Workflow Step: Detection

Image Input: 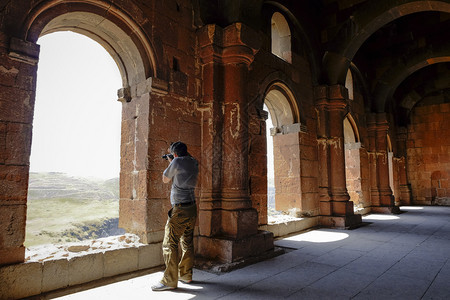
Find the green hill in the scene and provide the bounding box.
[25,173,122,247]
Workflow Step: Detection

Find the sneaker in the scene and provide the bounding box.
[179,279,192,284]
[151,282,175,291]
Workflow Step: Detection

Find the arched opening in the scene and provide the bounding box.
[26,32,123,247]
[264,83,301,217]
[271,12,292,63]
[23,5,156,246]
[345,69,354,100]
[386,134,398,205]
[343,115,364,212]
[265,103,276,212]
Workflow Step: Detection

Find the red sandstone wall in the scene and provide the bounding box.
[407,103,450,204]
[273,133,301,213]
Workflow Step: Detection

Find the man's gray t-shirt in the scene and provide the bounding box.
[163,156,199,205]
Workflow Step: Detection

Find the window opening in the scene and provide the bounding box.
[387,134,397,203]
[26,32,123,247]
[271,12,292,63]
[264,85,301,221]
[343,116,363,212]
[345,69,354,100]
[265,104,276,212]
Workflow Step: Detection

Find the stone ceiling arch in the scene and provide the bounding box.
[399,68,450,110]
[322,0,450,85]
[21,0,157,88]
[372,47,450,112]
[395,66,450,125]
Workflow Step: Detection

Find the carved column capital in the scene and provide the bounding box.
[9,37,40,65]
[315,84,348,111]
[198,23,261,65]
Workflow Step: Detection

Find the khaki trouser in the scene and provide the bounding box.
[161,203,197,287]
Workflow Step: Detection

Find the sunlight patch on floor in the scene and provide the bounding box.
[401,206,424,210]
[284,230,349,243]
[363,214,400,221]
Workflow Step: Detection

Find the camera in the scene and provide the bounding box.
[162,154,174,160]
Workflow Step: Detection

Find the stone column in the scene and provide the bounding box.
[118,77,169,244]
[197,23,273,263]
[396,127,412,205]
[0,37,39,265]
[315,85,361,228]
[367,113,399,213]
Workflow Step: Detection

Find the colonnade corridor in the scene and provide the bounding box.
[47,206,450,300]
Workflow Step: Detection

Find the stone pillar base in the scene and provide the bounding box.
[197,230,274,263]
[320,214,362,229]
[399,185,412,206]
[371,206,401,214]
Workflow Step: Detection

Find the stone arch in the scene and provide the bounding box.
[264,82,299,130]
[263,81,303,216]
[22,0,156,87]
[398,67,450,124]
[14,0,160,243]
[271,12,292,63]
[249,71,307,223]
[372,49,450,112]
[322,0,450,85]
[256,71,306,125]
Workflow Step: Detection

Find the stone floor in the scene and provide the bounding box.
[49,206,450,299]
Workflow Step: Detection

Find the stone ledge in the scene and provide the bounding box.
[0,242,163,299]
[0,219,321,299]
[259,216,320,238]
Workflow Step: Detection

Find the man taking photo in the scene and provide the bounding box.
[152,141,199,291]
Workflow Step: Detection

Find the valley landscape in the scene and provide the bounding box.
[25,172,124,247]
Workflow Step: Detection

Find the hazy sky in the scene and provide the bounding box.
[30,32,122,179]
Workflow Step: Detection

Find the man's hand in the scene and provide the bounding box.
[162,174,171,183]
